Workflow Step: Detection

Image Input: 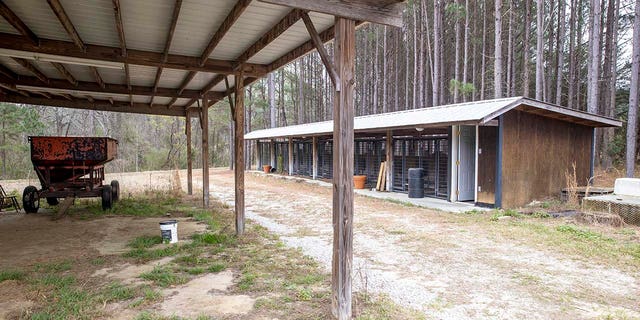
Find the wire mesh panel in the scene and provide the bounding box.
[354,139,385,188]
[257,141,271,169]
[393,137,449,198]
[274,142,289,173]
[317,139,333,179]
[292,140,313,177]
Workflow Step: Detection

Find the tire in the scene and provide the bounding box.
[46,197,59,206]
[110,180,120,202]
[23,186,39,213]
[101,185,113,210]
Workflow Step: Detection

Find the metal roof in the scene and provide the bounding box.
[244,97,623,140]
[0,0,375,116]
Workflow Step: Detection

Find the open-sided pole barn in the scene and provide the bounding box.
[0,0,405,318]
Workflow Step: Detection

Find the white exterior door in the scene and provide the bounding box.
[458,126,476,201]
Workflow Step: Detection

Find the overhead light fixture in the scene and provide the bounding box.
[415,127,424,132]
[0,48,125,70]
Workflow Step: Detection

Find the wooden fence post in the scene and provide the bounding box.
[201,95,209,208]
[186,109,193,195]
[234,73,245,236]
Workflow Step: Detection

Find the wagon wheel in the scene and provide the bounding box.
[46,197,59,206]
[22,186,39,214]
[101,185,113,210]
[110,180,120,202]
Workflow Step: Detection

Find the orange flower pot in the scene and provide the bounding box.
[263,165,272,173]
[354,175,367,189]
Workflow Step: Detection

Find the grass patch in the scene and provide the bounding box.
[355,294,426,320]
[0,269,26,282]
[556,224,613,242]
[35,274,76,289]
[490,209,523,221]
[140,266,187,287]
[207,263,226,273]
[123,244,181,261]
[34,260,72,273]
[128,235,163,249]
[100,282,136,303]
[192,232,232,245]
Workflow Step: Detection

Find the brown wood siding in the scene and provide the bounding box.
[501,110,592,208]
[477,126,497,205]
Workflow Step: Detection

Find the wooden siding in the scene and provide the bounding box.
[477,126,497,205]
[501,110,592,208]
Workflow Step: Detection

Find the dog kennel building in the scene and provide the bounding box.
[245,97,621,208]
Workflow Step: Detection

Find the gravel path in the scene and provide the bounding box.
[202,169,639,320]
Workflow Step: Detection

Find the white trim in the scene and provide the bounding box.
[474,125,479,203]
[450,125,459,202]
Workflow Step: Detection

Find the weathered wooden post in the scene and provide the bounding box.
[312,136,318,179]
[234,73,245,235]
[331,17,355,320]
[386,130,393,192]
[201,94,209,208]
[186,109,193,195]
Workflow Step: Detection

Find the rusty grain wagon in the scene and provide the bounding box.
[23,136,120,213]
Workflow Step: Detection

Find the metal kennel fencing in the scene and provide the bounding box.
[393,137,449,198]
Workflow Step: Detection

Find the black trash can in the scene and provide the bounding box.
[408,168,424,198]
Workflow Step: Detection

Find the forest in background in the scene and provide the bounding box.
[1,0,639,180]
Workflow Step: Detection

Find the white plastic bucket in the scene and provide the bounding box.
[159,220,178,244]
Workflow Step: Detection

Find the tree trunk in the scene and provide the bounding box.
[586,0,602,114]
[523,0,532,97]
[494,0,503,99]
[268,73,276,128]
[480,1,487,100]
[383,26,388,113]
[433,0,442,106]
[506,0,514,97]
[555,0,566,105]
[413,7,419,109]
[462,0,470,102]
[626,0,640,177]
[535,0,544,101]
[374,27,379,113]
[454,0,462,103]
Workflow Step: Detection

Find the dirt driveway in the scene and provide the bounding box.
[198,169,640,320]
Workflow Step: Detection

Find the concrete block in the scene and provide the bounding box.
[614,178,640,197]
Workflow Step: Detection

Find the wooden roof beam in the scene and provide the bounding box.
[171,0,252,105]
[111,0,132,106]
[259,0,405,27]
[200,0,251,65]
[182,8,305,108]
[1,93,187,117]
[0,82,29,96]
[47,0,85,51]
[0,1,39,46]
[90,66,105,88]
[4,74,202,98]
[151,0,183,106]
[50,62,78,86]
[12,57,49,83]
[0,33,266,75]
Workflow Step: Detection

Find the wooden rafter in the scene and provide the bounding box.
[151,0,183,105]
[200,0,251,66]
[111,0,132,106]
[90,66,105,89]
[184,8,305,109]
[0,74,203,99]
[0,82,29,96]
[47,0,85,51]
[235,8,305,64]
[170,0,251,106]
[12,57,48,83]
[2,93,187,116]
[0,33,267,75]
[50,62,78,86]
[0,1,39,46]
[301,12,338,89]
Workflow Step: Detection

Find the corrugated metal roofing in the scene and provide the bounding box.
[244,97,622,140]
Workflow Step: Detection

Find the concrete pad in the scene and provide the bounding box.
[614,178,640,197]
[355,189,488,213]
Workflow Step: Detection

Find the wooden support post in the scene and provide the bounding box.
[288,137,294,175]
[186,109,193,195]
[201,95,209,207]
[331,17,355,320]
[312,136,318,180]
[234,73,245,236]
[386,130,393,192]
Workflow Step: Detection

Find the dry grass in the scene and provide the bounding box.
[577,211,626,228]
[564,162,580,208]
